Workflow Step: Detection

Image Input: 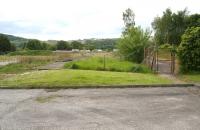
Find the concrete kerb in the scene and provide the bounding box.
[0,84,196,89]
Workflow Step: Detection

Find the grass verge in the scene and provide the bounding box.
[0,69,173,88]
[0,61,49,74]
[64,56,151,73]
[178,72,200,84]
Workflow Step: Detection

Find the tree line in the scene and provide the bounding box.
[152,8,199,45]
[0,36,117,53]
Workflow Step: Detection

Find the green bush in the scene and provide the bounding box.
[71,64,79,69]
[159,43,172,49]
[178,27,200,72]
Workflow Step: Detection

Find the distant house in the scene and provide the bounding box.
[72,49,79,52]
[97,49,102,52]
[113,49,118,52]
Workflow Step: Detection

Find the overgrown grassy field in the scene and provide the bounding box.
[8,50,53,56]
[65,56,151,73]
[0,69,172,88]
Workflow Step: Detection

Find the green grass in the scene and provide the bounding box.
[0,69,172,88]
[179,72,200,83]
[8,50,53,56]
[64,56,151,73]
[0,61,49,74]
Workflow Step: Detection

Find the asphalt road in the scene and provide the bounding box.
[0,87,200,130]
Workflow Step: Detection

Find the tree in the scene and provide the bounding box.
[122,8,135,34]
[186,14,200,28]
[25,40,41,50]
[152,8,188,45]
[178,27,200,72]
[118,9,151,63]
[71,41,83,49]
[56,41,72,50]
[0,35,12,54]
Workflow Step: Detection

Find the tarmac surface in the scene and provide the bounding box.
[0,87,200,130]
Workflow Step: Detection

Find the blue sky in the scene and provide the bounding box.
[0,0,199,40]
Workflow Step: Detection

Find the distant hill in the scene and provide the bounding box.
[0,33,29,47]
[0,33,119,49]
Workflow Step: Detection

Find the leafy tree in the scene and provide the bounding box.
[84,42,95,51]
[48,44,57,51]
[178,27,200,72]
[71,41,83,49]
[186,14,200,28]
[152,8,188,45]
[0,35,12,54]
[56,40,72,50]
[25,40,48,50]
[25,40,41,50]
[122,8,135,34]
[118,9,151,63]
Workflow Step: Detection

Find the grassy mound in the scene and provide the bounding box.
[64,56,151,73]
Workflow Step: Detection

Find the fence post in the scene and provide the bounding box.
[103,55,106,70]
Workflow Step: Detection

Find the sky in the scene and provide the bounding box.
[0,0,199,40]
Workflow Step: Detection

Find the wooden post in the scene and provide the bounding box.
[103,55,106,70]
[156,49,158,72]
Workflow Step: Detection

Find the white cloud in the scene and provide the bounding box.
[0,0,199,40]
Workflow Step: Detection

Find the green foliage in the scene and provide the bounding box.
[178,27,200,72]
[186,14,200,28]
[118,27,151,63]
[71,41,83,50]
[0,35,13,54]
[8,50,53,56]
[84,39,118,50]
[56,40,72,50]
[123,8,135,34]
[152,8,188,45]
[64,56,151,73]
[159,43,172,49]
[152,8,200,46]
[24,40,48,50]
[118,9,150,63]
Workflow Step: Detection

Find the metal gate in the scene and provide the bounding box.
[144,46,176,74]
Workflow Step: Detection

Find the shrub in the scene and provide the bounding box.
[178,27,200,72]
[71,64,79,69]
